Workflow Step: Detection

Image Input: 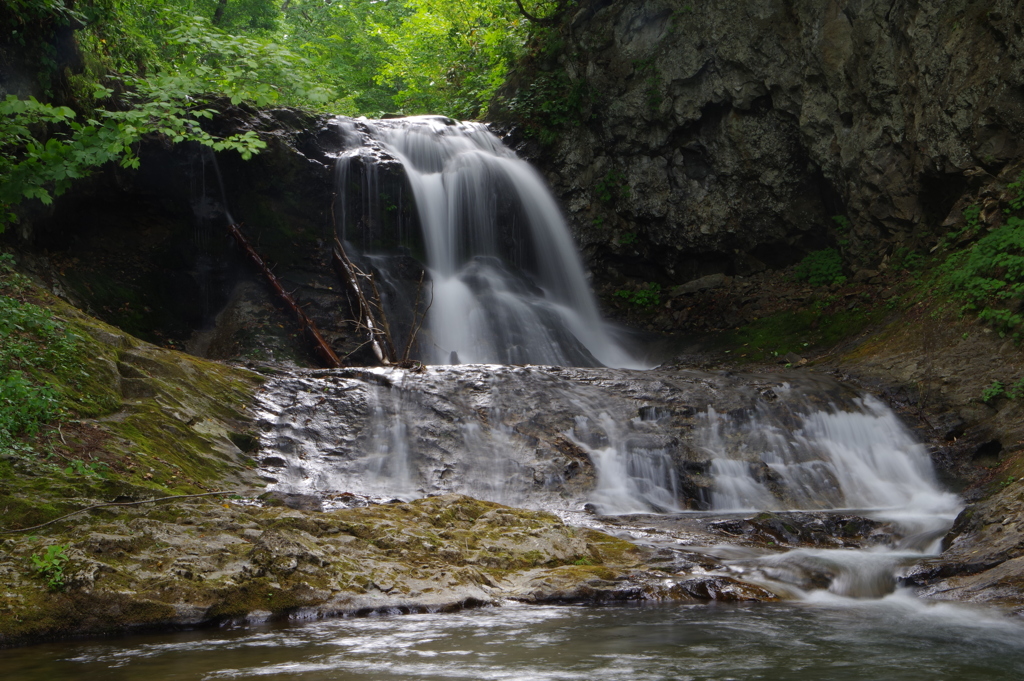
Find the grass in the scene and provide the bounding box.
[0,250,265,530]
[718,304,880,363]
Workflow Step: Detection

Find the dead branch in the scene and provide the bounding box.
[367,272,398,361]
[1,491,235,534]
[227,223,340,368]
[331,238,395,365]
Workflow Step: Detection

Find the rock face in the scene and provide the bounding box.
[503,0,1024,284]
[17,107,430,367]
[905,480,1024,612]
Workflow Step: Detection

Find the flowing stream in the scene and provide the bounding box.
[7,601,1024,679]
[8,117,1015,676]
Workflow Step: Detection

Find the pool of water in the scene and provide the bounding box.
[5,594,1024,680]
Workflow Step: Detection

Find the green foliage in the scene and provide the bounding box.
[0,96,86,222]
[982,380,1005,403]
[0,10,343,230]
[130,13,329,107]
[633,58,662,110]
[0,372,59,446]
[63,458,108,478]
[719,304,878,363]
[507,70,592,144]
[30,543,70,591]
[982,377,1024,403]
[1006,172,1024,215]
[940,216,1024,338]
[614,282,661,309]
[619,231,637,246]
[889,246,925,273]
[1010,377,1024,400]
[595,169,630,204]
[831,215,852,232]
[372,0,528,118]
[943,204,984,249]
[793,249,846,287]
[0,253,79,449]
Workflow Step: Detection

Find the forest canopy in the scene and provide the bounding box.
[0,0,575,229]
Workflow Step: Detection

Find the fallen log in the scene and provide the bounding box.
[227,223,340,368]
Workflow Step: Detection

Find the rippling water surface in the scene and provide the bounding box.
[6,597,1024,680]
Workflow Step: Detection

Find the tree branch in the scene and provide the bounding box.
[513,0,572,26]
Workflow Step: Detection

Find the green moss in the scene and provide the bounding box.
[718,303,881,362]
[577,528,641,564]
[0,492,75,530]
[205,579,312,619]
[545,564,618,581]
[0,589,179,645]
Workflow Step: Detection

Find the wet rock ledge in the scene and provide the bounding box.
[0,494,775,647]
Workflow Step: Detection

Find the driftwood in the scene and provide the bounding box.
[332,237,395,365]
[227,223,340,369]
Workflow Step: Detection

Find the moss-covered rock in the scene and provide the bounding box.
[0,493,769,646]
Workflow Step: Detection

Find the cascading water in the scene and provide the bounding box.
[697,393,958,518]
[332,116,640,368]
[256,365,962,602]
[257,368,958,520]
[257,116,969,607]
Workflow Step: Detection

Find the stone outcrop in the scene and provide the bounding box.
[0,494,777,646]
[502,0,1024,284]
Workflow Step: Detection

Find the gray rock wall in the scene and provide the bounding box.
[508,0,1024,284]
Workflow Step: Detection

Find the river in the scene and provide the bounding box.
[6,598,1024,680]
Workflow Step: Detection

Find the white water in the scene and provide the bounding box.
[295,117,969,612]
[566,411,682,515]
[335,116,641,368]
[697,394,960,521]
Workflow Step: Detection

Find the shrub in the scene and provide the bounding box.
[0,253,74,447]
[596,169,630,204]
[614,282,661,309]
[941,216,1024,338]
[31,544,70,591]
[982,380,1005,403]
[793,248,846,286]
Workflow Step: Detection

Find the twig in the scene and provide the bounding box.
[332,238,394,365]
[1,491,236,534]
[340,338,375,364]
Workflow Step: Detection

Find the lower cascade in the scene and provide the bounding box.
[256,364,962,601]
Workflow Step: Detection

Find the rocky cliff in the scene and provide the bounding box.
[501,0,1024,285]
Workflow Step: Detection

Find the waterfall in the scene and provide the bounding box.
[332,115,640,368]
[256,367,957,525]
[696,394,959,521]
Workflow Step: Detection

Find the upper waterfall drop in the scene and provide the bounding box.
[333,115,642,368]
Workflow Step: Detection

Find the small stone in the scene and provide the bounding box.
[259,491,323,512]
